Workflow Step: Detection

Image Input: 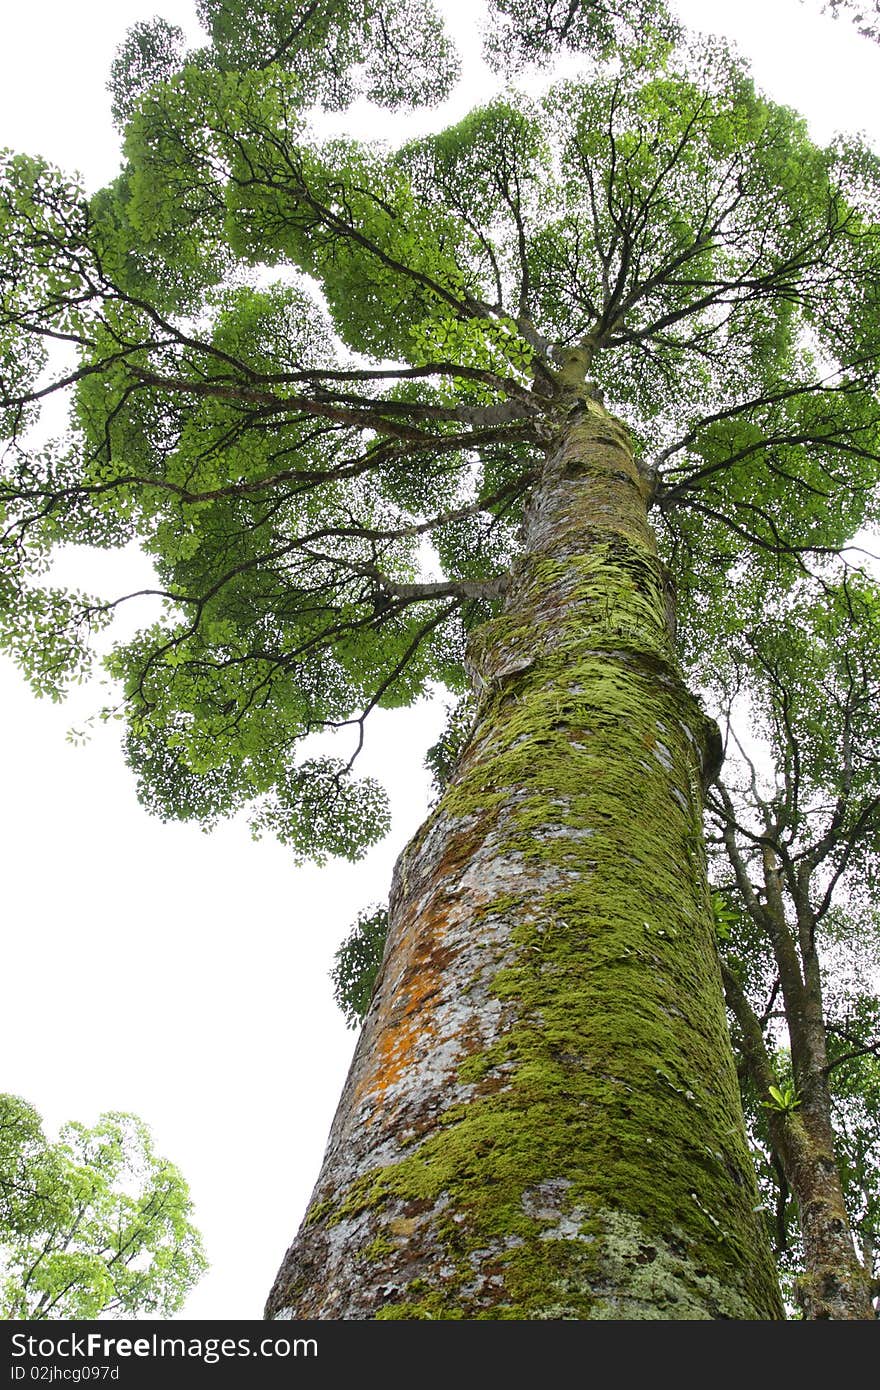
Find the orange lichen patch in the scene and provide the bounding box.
[361,959,439,1108]
[356,903,457,1111]
[352,796,514,1119]
[366,1014,424,1108]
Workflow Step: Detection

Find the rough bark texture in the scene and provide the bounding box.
[726,853,875,1319]
[266,392,784,1320]
[788,1112,875,1319]
[786,878,874,1319]
[722,958,874,1319]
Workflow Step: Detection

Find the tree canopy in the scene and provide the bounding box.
[1,0,880,1319]
[701,571,880,1309]
[1,36,878,863]
[0,1095,206,1318]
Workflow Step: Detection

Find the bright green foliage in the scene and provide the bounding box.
[762,1083,802,1114]
[704,576,880,1302]
[195,0,458,108]
[108,18,189,130]
[109,0,459,127]
[424,692,478,801]
[709,573,880,896]
[108,0,676,122]
[711,889,738,941]
[330,904,389,1027]
[482,0,679,73]
[0,29,879,865]
[0,1097,206,1319]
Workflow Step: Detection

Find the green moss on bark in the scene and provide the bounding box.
[301,546,781,1317]
[273,409,784,1320]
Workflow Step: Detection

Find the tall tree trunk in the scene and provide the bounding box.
[722,956,874,1319]
[788,1108,874,1319]
[266,390,784,1321]
[793,896,874,1317]
[762,860,874,1318]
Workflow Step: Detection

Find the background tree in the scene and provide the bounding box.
[734,967,880,1315]
[0,1094,206,1318]
[1,9,879,1318]
[700,574,880,1317]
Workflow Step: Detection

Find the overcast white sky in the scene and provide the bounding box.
[0,0,877,1321]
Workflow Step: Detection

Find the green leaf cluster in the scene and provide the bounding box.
[1,17,879,867]
[109,0,459,124]
[0,1097,206,1319]
[330,904,389,1028]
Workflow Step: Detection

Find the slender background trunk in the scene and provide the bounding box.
[725,859,875,1318]
[723,956,874,1318]
[266,393,784,1320]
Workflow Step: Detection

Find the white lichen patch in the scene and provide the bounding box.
[652,740,674,771]
[586,1209,758,1321]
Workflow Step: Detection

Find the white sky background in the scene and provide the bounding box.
[0,0,877,1320]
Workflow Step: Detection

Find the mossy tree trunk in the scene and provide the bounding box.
[778,862,875,1319]
[266,383,784,1320]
